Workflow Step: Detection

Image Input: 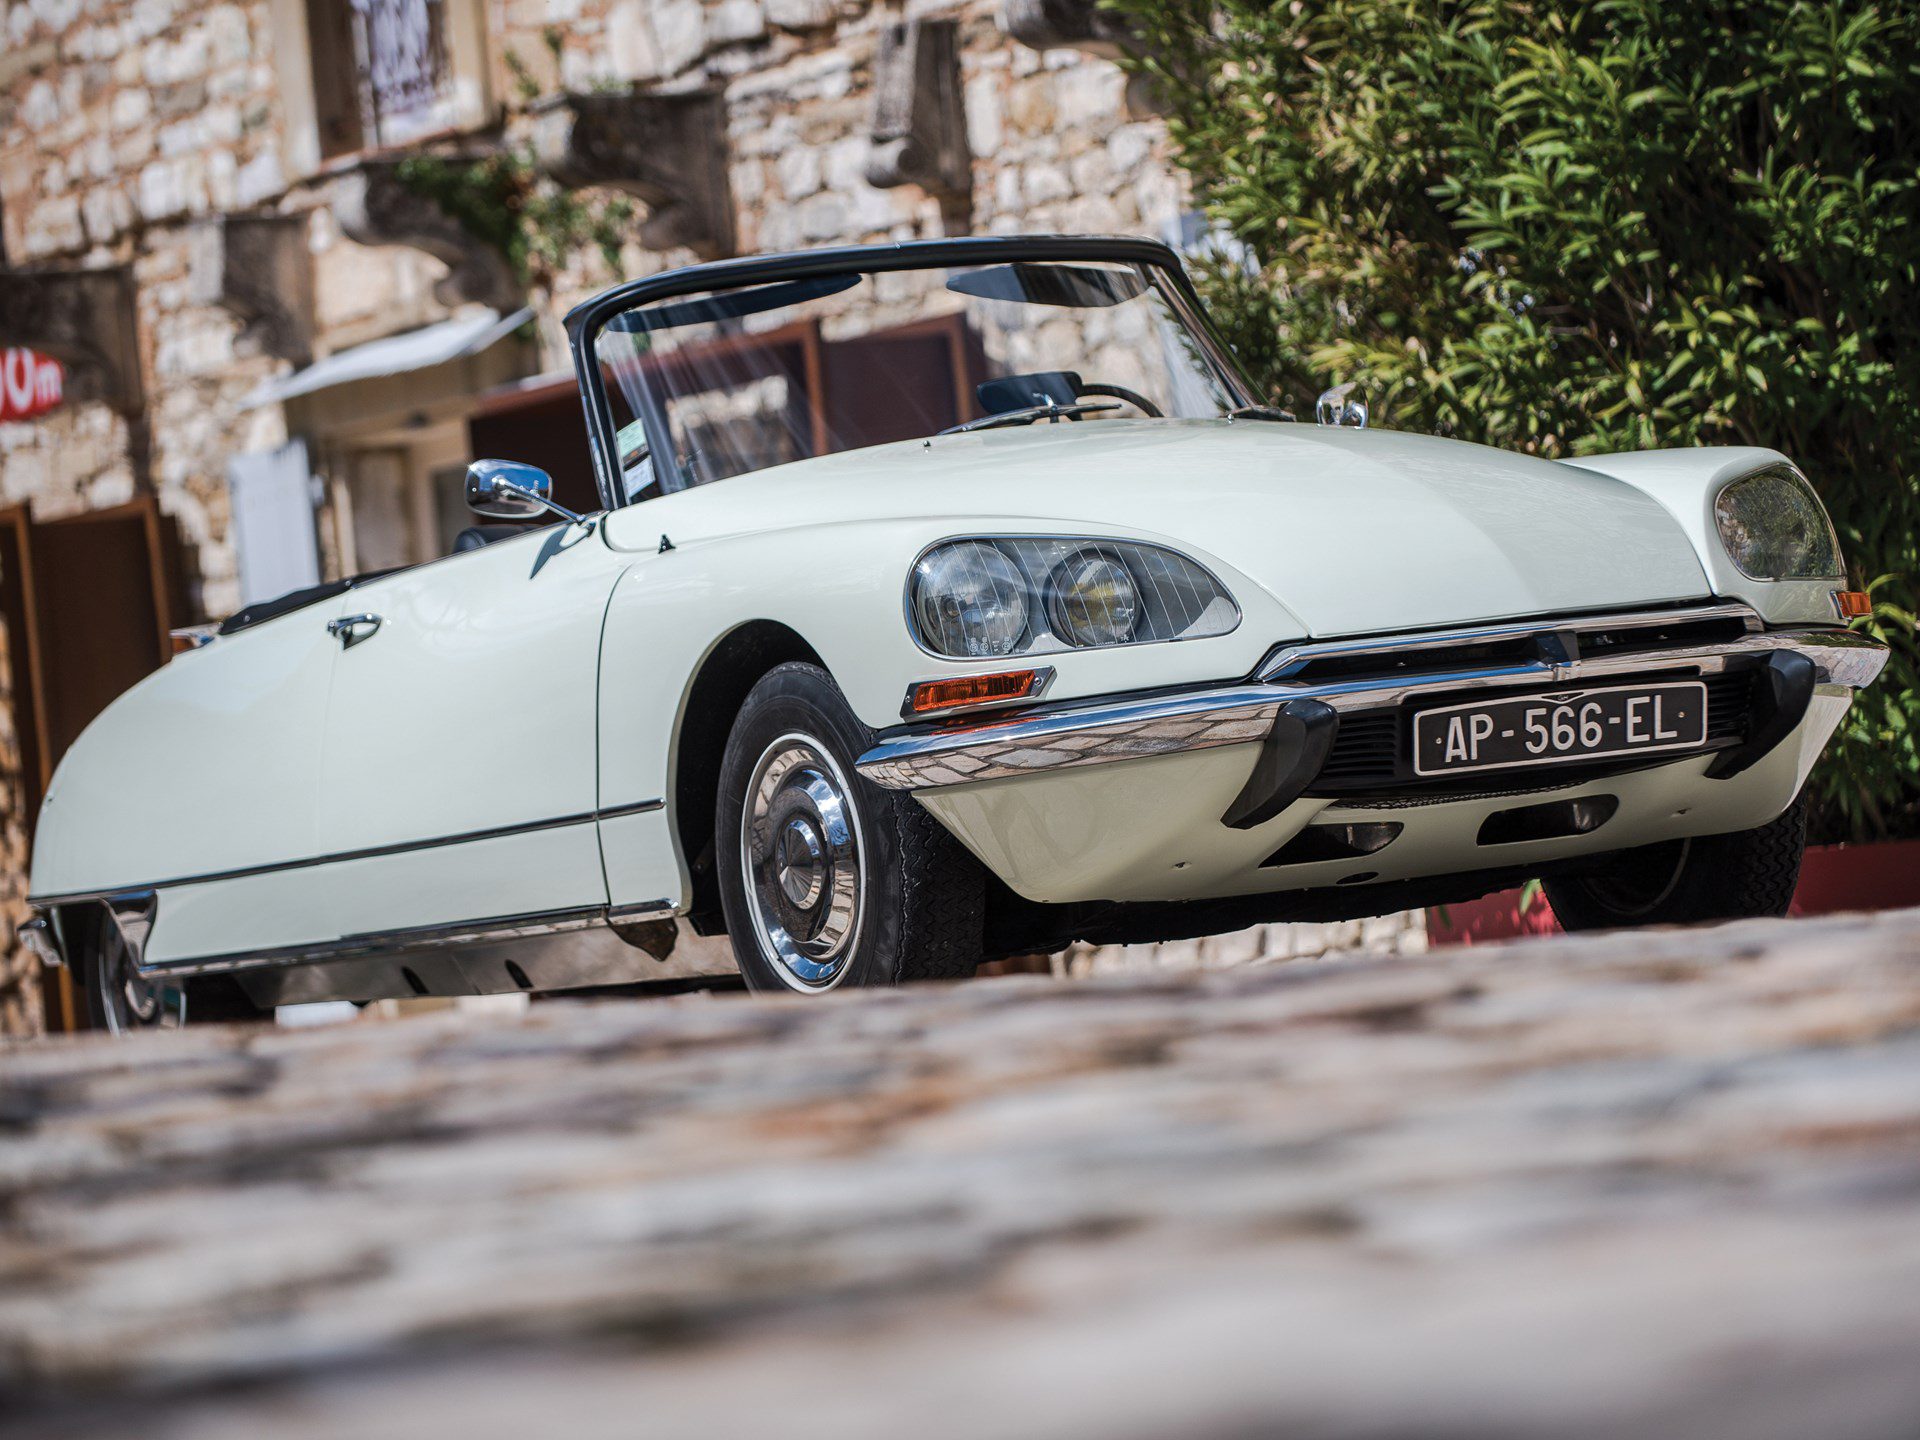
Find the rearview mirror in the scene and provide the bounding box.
[466,460,581,524]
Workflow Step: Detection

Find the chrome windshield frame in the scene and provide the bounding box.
[563,235,1262,511]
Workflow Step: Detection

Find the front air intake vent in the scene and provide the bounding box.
[1268,609,1755,688]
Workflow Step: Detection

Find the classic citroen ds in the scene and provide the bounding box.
[24,236,1887,1028]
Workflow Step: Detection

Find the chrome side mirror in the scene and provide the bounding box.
[1315,382,1368,429]
[465,460,584,525]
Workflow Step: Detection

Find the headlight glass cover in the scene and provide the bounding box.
[909,537,1238,658]
[1713,464,1843,580]
[1048,548,1142,647]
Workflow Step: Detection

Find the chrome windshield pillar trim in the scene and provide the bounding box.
[856,622,1887,792]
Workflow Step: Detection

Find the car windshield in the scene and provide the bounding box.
[592,256,1250,501]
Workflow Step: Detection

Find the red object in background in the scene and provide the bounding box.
[1427,839,1920,947]
[1789,839,1920,917]
[0,348,65,422]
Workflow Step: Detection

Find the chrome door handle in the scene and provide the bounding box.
[328,613,383,649]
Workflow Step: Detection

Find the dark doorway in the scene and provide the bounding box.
[0,495,189,1030]
[467,379,604,519]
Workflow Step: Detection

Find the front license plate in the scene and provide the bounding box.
[1411,682,1709,777]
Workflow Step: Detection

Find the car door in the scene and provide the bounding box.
[312,524,622,943]
[33,588,345,971]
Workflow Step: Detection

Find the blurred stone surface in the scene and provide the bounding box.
[4,908,1920,1437]
[1061,907,1427,976]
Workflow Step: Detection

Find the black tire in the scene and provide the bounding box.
[1543,797,1807,932]
[716,662,985,992]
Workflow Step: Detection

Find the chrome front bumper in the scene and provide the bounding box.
[856,604,1889,793]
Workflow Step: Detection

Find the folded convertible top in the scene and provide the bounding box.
[217,569,401,637]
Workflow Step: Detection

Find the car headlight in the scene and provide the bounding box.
[1047,547,1141,647]
[1713,464,1843,580]
[911,541,1030,657]
[909,537,1238,658]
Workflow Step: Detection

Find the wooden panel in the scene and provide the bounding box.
[0,506,71,1034]
[0,507,49,804]
[305,0,368,158]
[26,500,173,771]
[11,494,183,1031]
[820,314,979,449]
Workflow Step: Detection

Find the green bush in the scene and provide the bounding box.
[1117,0,1920,840]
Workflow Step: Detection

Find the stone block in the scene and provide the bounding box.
[532,90,737,258]
[795,190,848,241]
[109,87,151,131]
[964,70,1004,157]
[708,0,766,46]
[137,157,192,221]
[23,196,84,257]
[187,214,315,365]
[233,150,283,209]
[865,17,971,200]
[765,0,834,29]
[774,144,822,200]
[329,161,524,312]
[79,185,133,245]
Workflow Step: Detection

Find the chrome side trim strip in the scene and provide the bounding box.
[139,899,679,978]
[856,625,1888,792]
[27,798,665,908]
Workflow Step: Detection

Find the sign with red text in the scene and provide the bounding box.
[1,348,65,422]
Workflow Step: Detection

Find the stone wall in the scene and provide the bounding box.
[2,0,291,612]
[0,613,35,1038]
[516,0,1190,363]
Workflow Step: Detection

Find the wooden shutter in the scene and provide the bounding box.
[1,496,186,1030]
[305,0,368,159]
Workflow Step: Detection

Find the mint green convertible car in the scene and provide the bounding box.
[24,236,1887,1028]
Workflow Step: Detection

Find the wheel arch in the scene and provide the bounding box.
[671,620,828,932]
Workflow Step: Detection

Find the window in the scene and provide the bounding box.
[272,0,493,171]
[308,0,454,157]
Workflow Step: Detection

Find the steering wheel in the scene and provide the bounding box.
[951,370,1164,436]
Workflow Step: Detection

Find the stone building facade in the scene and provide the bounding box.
[0,0,1202,1031]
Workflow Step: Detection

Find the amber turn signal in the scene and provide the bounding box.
[1833,590,1872,620]
[909,669,1043,716]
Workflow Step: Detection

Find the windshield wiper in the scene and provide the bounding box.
[1225,404,1295,422]
[937,399,1121,435]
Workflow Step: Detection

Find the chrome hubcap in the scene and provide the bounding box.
[741,733,865,992]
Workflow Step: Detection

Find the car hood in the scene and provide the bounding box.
[618,420,1713,638]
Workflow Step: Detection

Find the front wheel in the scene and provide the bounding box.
[73,908,185,1033]
[70,908,267,1032]
[1543,798,1807,932]
[716,663,985,993]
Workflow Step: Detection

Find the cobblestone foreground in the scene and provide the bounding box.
[5,911,1920,1439]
